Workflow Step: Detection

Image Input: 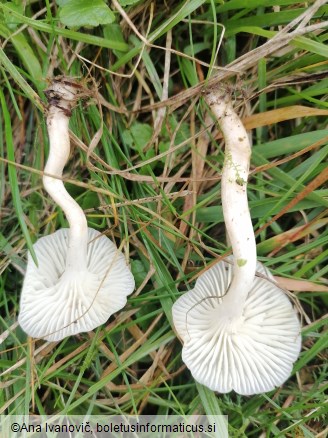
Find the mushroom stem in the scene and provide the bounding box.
[43,81,88,271]
[172,87,301,394]
[206,89,256,316]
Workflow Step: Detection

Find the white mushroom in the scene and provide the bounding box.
[172,88,301,395]
[18,78,135,341]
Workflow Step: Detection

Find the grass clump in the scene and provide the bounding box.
[1,0,327,436]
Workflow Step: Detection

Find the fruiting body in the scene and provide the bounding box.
[173,257,301,395]
[19,79,134,341]
[205,91,257,320]
[172,88,301,395]
[43,86,89,270]
[19,228,134,341]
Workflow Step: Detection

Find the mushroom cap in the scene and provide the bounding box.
[19,228,135,341]
[172,258,301,395]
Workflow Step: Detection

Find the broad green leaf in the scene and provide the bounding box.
[119,0,141,5]
[0,3,128,50]
[159,141,170,163]
[103,23,126,56]
[56,0,71,5]
[217,0,303,12]
[2,1,24,29]
[59,0,115,28]
[122,123,153,152]
[131,259,148,289]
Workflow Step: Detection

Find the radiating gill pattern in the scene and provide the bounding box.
[172,259,301,395]
[19,228,134,341]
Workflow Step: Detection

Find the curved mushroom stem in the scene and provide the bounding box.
[206,88,256,318]
[43,80,88,271]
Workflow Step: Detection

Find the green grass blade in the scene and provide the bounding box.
[0,88,37,264]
